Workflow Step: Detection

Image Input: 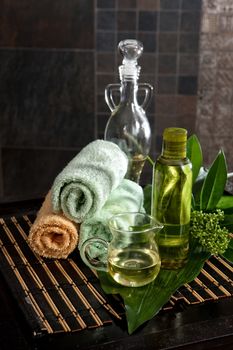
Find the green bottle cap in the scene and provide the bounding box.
[162,127,187,159]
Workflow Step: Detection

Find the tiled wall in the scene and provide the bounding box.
[0,0,202,202]
[196,0,233,171]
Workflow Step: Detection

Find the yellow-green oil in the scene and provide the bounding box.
[152,160,192,269]
[108,248,161,287]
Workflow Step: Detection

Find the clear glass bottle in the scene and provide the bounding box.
[104,39,153,183]
[151,128,192,269]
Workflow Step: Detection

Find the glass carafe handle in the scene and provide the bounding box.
[138,83,153,110]
[105,83,121,112]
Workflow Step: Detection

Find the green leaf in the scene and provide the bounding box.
[217,195,233,214]
[222,213,233,231]
[98,238,210,334]
[143,184,152,215]
[200,150,227,210]
[187,135,203,184]
[222,238,233,263]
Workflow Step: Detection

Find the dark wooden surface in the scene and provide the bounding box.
[0,199,233,350]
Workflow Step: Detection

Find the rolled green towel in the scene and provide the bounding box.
[51,140,128,223]
[78,179,145,260]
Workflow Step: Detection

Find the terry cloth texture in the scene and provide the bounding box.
[79,179,145,261]
[28,192,79,259]
[51,140,128,223]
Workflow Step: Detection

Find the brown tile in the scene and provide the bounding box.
[117,11,136,31]
[159,33,178,53]
[174,114,196,135]
[140,53,157,74]
[137,0,160,10]
[179,54,199,75]
[97,53,116,73]
[97,74,118,94]
[0,0,94,48]
[176,96,197,115]
[158,76,177,94]
[155,95,177,114]
[158,54,177,74]
[118,0,136,8]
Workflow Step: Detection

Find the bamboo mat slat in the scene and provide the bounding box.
[0,213,232,337]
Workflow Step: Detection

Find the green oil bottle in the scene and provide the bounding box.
[151,128,192,269]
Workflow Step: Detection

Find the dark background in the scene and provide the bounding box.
[0,0,231,202]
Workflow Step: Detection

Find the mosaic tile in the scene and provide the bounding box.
[178,76,198,95]
[158,54,177,74]
[176,96,197,115]
[97,0,116,8]
[179,33,199,53]
[157,76,177,94]
[181,0,202,11]
[160,11,179,32]
[118,0,136,8]
[137,32,157,52]
[155,95,177,114]
[137,0,160,11]
[179,54,199,75]
[97,10,116,30]
[117,10,136,31]
[159,33,178,52]
[160,0,180,10]
[139,11,158,31]
[181,12,201,32]
[96,32,116,51]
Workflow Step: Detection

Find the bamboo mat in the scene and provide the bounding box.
[0,214,232,337]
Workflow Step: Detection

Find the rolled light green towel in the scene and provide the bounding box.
[78,179,145,260]
[51,140,128,223]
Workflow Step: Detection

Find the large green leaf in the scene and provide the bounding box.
[98,238,210,334]
[200,150,227,210]
[217,195,233,214]
[187,134,203,184]
[222,238,233,263]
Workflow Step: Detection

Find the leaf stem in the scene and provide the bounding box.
[146,155,155,167]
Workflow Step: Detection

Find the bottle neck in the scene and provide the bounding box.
[120,79,138,104]
[161,139,187,160]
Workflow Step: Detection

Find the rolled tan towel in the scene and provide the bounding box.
[28,191,79,259]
